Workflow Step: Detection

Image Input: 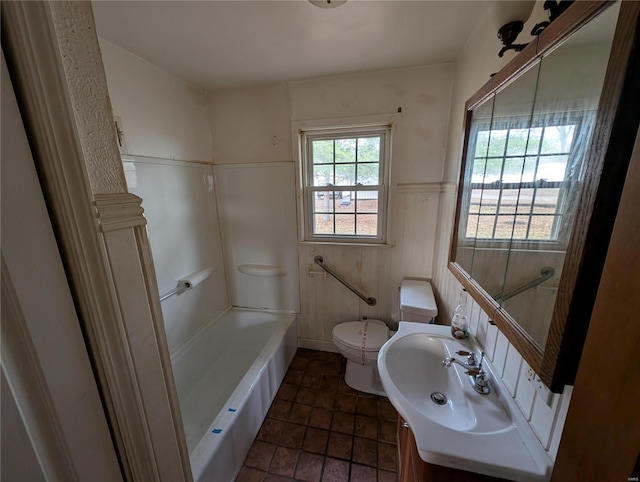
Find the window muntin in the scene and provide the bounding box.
[302,127,390,243]
[464,114,589,245]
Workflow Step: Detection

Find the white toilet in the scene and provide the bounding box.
[332,279,438,396]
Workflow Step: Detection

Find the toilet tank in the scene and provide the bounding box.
[400,280,438,323]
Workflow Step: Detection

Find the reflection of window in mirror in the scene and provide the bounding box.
[462,111,595,249]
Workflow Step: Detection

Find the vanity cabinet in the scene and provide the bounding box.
[397,416,505,482]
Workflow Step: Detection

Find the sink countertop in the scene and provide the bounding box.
[378,322,553,482]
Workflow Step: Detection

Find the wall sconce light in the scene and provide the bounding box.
[308,0,347,8]
[531,1,575,36]
[493,1,536,57]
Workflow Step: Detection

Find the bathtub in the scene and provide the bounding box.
[171,308,297,482]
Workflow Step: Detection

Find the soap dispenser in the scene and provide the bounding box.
[451,289,469,339]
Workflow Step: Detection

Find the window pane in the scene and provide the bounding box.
[335,138,356,163]
[525,127,543,155]
[356,163,379,185]
[528,215,557,240]
[336,192,354,213]
[472,158,487,183]
[312,140,333,164]
[502,157,525,182]
[312,164,334,186]
[314,192,334,213]
[469,189,482,214]
[357,137,380,162]
[356,215,377,236]
[521,156,538,182]
[314,214,334,234]
[487,129,508,157]
[498,189,519,214]
[475,131,490,157]
[506,129,530,156]
[516,188,534,214]
[466,214,479,238]
[475,215,496,238]
[483,157,503,183]
[356,192,378,213]
[540,125,575,154]
[536,155,569,182]
[494,215,515,238]
[513,215,529,239]
[479,189,499,214]
[533,188,560,214]
[335,214,355,235]
[335,164,355,185]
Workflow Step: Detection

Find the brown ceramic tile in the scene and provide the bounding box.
[352,437,377,467]
[314,390,336,410]
[355,415,377,440]
[290,356,309,371]
[279,423,307,449]
[268,400,292,421]
[378,469,398,482]
[326,432,353,460]
[331,412,354,435]
[378,442,398,471]
[303,427,329,454]
[338,377,357,394]
[306,359,325,373]
[245,440,276,471]
[334,393,356,413]
[356,397,377,417]
[269,446,299,477]
[301,372,322,388]
[276,383,298,402]
[236,466,266,482]
[349,464,376,482]
[289,403,312,425]
[257,418,285,444]
[378,399,397,421]
[322,457,349,482]
[284,370,304,385]
[320,374,340,391]
[264,475,292,482]
[294,452,324,482]
[378,420,396,444]
[323,361,343,375]
[309,407,332,430]
[296,387,318,406]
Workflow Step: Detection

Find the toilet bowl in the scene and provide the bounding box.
[332,279,438,396]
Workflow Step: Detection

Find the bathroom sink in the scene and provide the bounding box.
[378,322,552,481]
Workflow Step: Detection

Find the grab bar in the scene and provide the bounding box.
[494,267,555,303]
[159,282,189,302]
[314,255,377,306]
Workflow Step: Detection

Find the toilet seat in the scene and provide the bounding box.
[332,320,389,366]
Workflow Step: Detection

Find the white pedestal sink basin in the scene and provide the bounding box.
[378,322,552,481]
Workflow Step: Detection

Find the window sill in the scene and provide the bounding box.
[298,241,394,248]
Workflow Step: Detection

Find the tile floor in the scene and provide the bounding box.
[236,348,399,482]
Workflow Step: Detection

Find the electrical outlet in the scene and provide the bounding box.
[526,366,553,406]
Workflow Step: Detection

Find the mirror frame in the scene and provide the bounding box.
[449,0,640,392]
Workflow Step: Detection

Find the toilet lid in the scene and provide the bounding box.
[333,321,388,351]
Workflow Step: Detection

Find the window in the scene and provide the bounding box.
[464,113,593,247]
[299,124,391,243]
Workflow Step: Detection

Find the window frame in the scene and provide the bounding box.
[297,122,393,244]
[460,111,592,250]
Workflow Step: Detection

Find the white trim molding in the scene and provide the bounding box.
[2,2,192,480]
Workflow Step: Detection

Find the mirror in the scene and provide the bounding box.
[450,1,639,391]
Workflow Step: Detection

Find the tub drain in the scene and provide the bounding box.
[430,392,447,405]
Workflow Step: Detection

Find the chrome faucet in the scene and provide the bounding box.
[442,350,490,395]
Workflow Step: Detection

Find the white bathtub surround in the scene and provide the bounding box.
[215,163,300,313]
[172,309,297,482]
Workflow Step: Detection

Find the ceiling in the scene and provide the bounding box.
[92,0,489,91]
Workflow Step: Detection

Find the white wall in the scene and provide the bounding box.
[99,38,229,352]
[431,4,573,463]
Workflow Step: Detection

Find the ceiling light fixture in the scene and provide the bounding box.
[308,0,347,9]
[493,1,536,57]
